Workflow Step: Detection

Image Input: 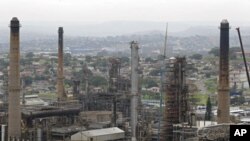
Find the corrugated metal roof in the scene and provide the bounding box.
[81,127,124,137]
[22,98,45,106]
[71,127,124,138]
[71,127,125,141]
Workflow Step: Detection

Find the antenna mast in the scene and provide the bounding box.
[163,23,168,58]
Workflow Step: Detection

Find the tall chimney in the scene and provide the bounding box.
[130,41,139,141]
[8,17,21,139]
[217,19,230,123]
[57,27,66,101]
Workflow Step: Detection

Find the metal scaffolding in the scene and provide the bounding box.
[163,57,188,141]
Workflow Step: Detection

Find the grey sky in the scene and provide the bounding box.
[0,0,249,23]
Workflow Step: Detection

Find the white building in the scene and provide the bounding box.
[71,127,125,141]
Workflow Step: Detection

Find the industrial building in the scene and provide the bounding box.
[71,127,125,141]
[1,17,250,141]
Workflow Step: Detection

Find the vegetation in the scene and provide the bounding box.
[120,56,130,64]
[190,53,203,60]
[89,75,108,87]
[208,47,220,57]
[142,78,158,88]
[142,91,160,100]
[208,47,241,59]
[22,76,33,86]
[34,75,47,81]
[38,92,57,100]
[205,97,212,120]
[149,69,161,76]
[145,57,156,63]
[0,59,8,69]
[204,78,217,94]
[85,56,92,63]
[93,58,108,68]
[190,92,209,106]
[26,52,35,58]
[64,53,72,66]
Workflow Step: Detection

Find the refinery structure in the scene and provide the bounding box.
[0,17,250,141]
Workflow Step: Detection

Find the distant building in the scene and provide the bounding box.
[90,87,104,93]
[21,95,46,106]
[230,70,248,89]
[146,87,160,93]
[236,52,250,58]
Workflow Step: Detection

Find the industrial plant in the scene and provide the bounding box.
[0,17,250,141]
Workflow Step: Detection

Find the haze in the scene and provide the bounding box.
[1,0,249,22]
[0,0,250,36]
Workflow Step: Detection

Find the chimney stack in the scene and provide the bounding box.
[8,17,21,139]
[130,41,139,141]
[217,19,230,123]
[57,27,66,101]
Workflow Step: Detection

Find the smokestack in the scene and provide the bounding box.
[217,19,230,123]
[57,27,66,101]
[8,17,21,139]
[130,41,139,141]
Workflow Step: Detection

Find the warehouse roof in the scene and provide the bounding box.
[71,127,125,141]
[81,127,124,137]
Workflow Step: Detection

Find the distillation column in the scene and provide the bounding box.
[8,17,21,139]
[217,19,230,123]
[130,41,139,141]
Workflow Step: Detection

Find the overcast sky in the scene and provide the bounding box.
[0,0,249,23]
[0,0,250,36]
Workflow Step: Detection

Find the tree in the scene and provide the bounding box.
[0,59,8,69]
[209,47,219,57]
[190,54,203,60]
[142,78,158,88]
[26,52,34,58]
[85,56,92,63]
[64,53,72,66]
[205,97,212,120]
[23,76,33,86]
[145,57,156,63]
[209,47,241,59]
[20,58,32,66]
[120,56,129,64]
[157,55,165,61]
[94,58,108,68]
[230,47,241,59]
[89,76,108,87]
[149,69,161,76]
